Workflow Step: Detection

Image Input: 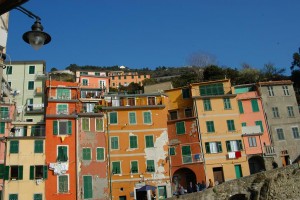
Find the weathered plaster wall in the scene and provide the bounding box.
[167,164,300,200]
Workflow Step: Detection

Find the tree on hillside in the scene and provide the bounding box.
[291,48,300,70]
[187,52,217,67]
[260,63,286,81]
[50,67,58,72]
[171,70,198,88]
[236,66,260,85]
[203,65,226,81]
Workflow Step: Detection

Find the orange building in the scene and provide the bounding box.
[108,71,150,88]
[76,70,109,94]
[233,84,274,174]
[102,93,170,200]
[45,80,80,200]
[165,87,205,192]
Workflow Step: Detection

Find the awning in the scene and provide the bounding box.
[136,185,157,192]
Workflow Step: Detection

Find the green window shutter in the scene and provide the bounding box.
[110,112,117,124]
[255,121,264,132]
[96,118,103,131]
[237,140,243,150]
[112,162,121,174]
[67,121,72,135]
[251,99,259,112]
[205,143,210,154]
[29,65,35,74]
[0,164,4,179]
[82,118,89,131]
[176,121,185,134]
[53,121,58,135]
[169,147,175,155]
[9,194,18,200]
[0,122,5,134]
[34,140,43,153]
[57,146,68,162]
[241,122,247,127]
[18,165,23,180]
[217,142,222,152]
[145,135,154,148]
[129,112,136,124]
[238,100,244,114]
[28,81,34,90]
[206,121,215,133]
[43,165,48,179]
[146,160,155,172]
[226,141,231,152]
[223,98,231,109]
[4,166,9,180]
[34,194,42,200]
[59,175,68,193]
[30,166,34,180]
[131,161,138,173]
[130,136,137,148]
[83,148,91,160]
[10,141,19,153]
[83,176,93,199]
[227,120,235,131]
[97,148,104,160]
[181,146,192,163]
[143,112,151,124]
[182,88,190,99]
[111,137,119,149]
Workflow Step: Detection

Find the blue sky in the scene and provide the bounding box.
[5,0,300,74]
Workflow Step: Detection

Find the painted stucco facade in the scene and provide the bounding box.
[108,71,150,88]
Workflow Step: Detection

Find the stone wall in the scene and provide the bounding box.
[167,163,300,200]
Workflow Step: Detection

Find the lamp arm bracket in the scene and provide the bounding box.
[15,6,41,21]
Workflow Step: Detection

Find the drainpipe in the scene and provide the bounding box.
[106,111,112,200]
[76,116,80,199]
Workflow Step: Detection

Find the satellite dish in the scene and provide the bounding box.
[119,65,126,69]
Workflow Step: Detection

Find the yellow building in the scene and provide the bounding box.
[191,79,250,184]
[103,93,170,200]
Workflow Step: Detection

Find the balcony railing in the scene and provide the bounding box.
[264,145,275,156]
[26,104,44,114]
[47,107,77,116]
[49,95,78,101]
[182,153,204,164]
[35,87,43,95]
[99,96,165,107]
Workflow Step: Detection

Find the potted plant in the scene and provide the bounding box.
[93,105,103,113]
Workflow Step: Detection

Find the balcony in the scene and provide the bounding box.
[48,95,78,102]
[80,89,105,100]
[242,125,262,136]
[182,153,204,164]
[26,104,44,114]
[35,87,43,96]
[11,126,45,137]
[46,107,77,118]
[264,145,275,156]
[35,72,47,80]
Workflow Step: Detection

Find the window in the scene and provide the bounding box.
[33,194,42,200]
[0,164,4,179]
[112,77,115,80]
[287,106,295,117]
[82,79,88,86]
[143,111,152,124]
[9,194,18,200]
[95,72,100,76]
[4,165,23,180]
[292,127,300,139]
[267,86,274,96]
[0,106,9,119]
[99,80,106,88]
[96,148,105,161]
[83,176,93,199]
[176,121,185,135]
[112,161,121,174]
[118,76,121,80]
[276,128,285,140]
[57,104,68,114]
[58,175,69,193]
[8,81,11,87]
[148,97,156,105]
[28,81,34,90]
[34,140,43,153]
[181,146,192,163]
[10,141,19,153]
[80,71,88,75]
[169,111,178,120]
[146,160,155,172]
[238,100,244,114]
[200,83,224,96]
[57,88,71,100]
[169,147,175,156]
[82,118,90,131]
[29,65,35,74]
[182,88,190,99]
[205,142,222,154]
[130,135,138,148]
[82,148,91,160]
[226,140,243,152]
[248,137,257,147]
[6,66,12,74]
[57,146,68,162]
[227,120,235,131]
[203,99,212,111]
[283,85,290,96]
[29,165,47,180]
[96,118,104,131]
[251,99,259,112]
[145,135,154,148]
[206,121,215,133]
[185,108,192,118]
[241,122,247,127]
[223,98,231,109]
[109,112,118,124]
[129,112,136,124]
[131,161,138,173]
[0,122,5,134]
[272,107,280,118]
[127,97,135,106]
[111,137,119,149]
[53,121,72,135]
[255,121,264,132]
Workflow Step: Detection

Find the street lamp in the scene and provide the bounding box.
[15,6,51,50]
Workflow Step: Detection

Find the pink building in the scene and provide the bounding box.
[234,84,275,174]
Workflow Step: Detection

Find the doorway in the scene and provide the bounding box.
[234,165,243,179]
[213,167,224,184]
